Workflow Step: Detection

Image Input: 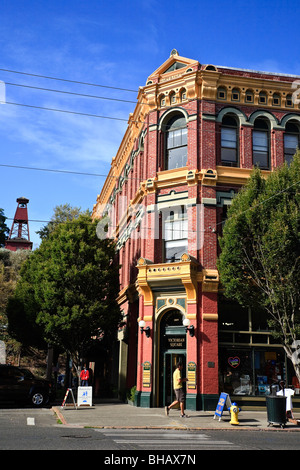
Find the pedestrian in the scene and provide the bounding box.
[165,362,188,418]
[80,366,89,386]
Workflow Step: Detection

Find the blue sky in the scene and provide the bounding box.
[0,0,299,248]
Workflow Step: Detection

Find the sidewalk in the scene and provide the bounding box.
[52,398,300,431]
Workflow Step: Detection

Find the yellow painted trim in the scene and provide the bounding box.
[186,314,197,320]
[217,166,270,185]
[136,254,199,305]
[144,316,153,322]
[203,313,218,321]
[202,269,219,293]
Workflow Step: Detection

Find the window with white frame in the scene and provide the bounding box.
[165,115,188,170]
[163,206,188,262]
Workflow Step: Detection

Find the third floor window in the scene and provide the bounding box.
[252,118,270,169]
[221,115,238,166]
[284,122,299,165]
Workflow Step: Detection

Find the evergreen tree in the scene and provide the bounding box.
[7,211,121,376]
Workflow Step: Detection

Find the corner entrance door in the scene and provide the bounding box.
[163,352,186,406]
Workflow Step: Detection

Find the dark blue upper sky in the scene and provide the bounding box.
[0,0,299,247]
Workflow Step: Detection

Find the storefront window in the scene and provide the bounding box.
[218,299,289,396]
[219,347,286,396]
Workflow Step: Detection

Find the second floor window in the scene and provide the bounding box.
[252,118,270,169]
[163,206,188,262]
[165,115,188,170]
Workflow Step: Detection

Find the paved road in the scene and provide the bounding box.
[94,428,242,450]
[95,427,300,451]
[0,407,299,452]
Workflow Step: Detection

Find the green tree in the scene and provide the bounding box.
[36,203,90,240]
[7,212,121,377]
[0,209,9,247]
[0,248,32,361]
[218,152,300,383]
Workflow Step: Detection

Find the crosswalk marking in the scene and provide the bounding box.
[94,428,240,449]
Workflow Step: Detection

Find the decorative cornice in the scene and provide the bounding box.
[137,254,199,305]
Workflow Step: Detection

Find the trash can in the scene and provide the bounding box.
[266,395,287,428]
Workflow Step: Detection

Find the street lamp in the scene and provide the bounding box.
[139,320,151,338]
[183,318,195,337]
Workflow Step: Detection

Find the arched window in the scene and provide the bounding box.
[165,115,188,170]
[160,94,166,107]
[180,89,187,102]
[284,121,299,165]
[221,115,238,166]
[252,118,270,169]
[169,91,176,105]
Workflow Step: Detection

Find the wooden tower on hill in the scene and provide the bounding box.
[5,197,33,251]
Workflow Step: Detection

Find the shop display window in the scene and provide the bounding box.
[219,347,286,396]
[218,299,298,397]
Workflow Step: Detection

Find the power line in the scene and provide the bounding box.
[4,101,131,122]
[0,163,111,178]
[5,81,144,105]
[1,150,299,182]
[3,177,299,236]
[5,82,139,104]
[0,68,138,93]
[2,100,300,140]
[1,67,299,131]
[0,162,146,182]
[2,98,299,137]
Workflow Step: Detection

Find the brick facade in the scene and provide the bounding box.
[93,51,300,409]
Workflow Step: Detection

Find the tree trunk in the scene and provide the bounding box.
[284,341,300,386]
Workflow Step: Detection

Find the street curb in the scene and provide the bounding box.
[50,407,300,432]
[52,406,68,425]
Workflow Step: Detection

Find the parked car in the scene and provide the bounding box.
[0,364,53,407]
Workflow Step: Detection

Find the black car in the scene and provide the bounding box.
[0,364,53,407]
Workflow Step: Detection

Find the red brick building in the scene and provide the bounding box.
[93,51,300,409]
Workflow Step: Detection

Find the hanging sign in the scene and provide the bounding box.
[214,392,232,421]
[77,386,93,407]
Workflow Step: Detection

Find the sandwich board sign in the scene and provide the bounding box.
[77,386,93,407]
[61,388,77,409]
[214,392,232,421]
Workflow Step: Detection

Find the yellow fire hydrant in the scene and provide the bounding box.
[229,403,240,425]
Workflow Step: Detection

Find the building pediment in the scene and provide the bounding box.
[146,50,199,84]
